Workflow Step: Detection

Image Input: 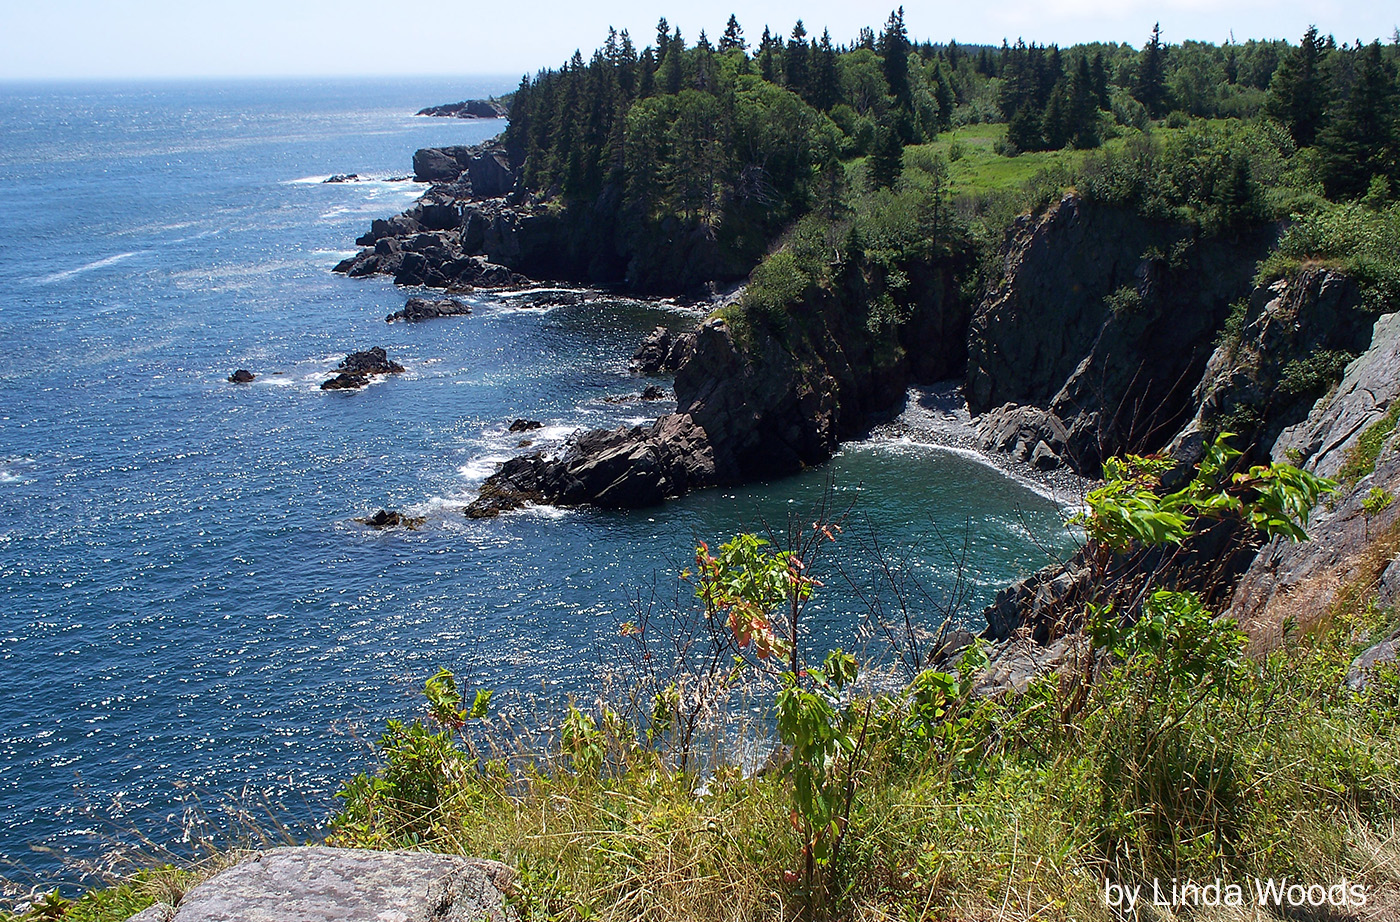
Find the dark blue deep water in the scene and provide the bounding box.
[0,79,1074,891]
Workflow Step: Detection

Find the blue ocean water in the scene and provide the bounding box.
[0,79,1074,891]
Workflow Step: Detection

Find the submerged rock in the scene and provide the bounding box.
[323,173,360,183]
[386,297,472,323]
[354,509,426,530]
[228,369,255,384]
[508,419,543,433]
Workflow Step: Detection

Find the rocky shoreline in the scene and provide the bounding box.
[336,137,1400,684]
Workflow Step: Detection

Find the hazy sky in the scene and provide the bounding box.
[1,0,1394,81]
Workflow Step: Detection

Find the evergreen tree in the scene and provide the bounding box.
[1316,41,1397,199]
[655,18,671,65]
[811,30,841,111]
[1068,55,1100,148]
[637,48,656,98]
[879,7,913,110]
[869,122,904,189]
[719,14,746,53]
[1265,26,1329,146]
[946,39,962,70]
[1091,52,1110,108]
[932,59,955,129]
[1007,102,1043,151]
[759,27,779,82]
[786,21,810,96]
[1135,23,1171,118]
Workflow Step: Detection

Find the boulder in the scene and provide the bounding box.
[123,846,515,922]
[468,150,516,199]
[975,404,1069,470]
[320,373,369,391]
[323,174,359,183]
[412,147,475,183]
[387,298,472,323]
[641,385,666,401]
[508,419,543,433]
[631,326,691,375]
[228,369,255,384]
[1347,628,1400,692]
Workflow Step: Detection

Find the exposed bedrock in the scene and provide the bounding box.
[1226,309,1400,642]
[966,193,1278,475]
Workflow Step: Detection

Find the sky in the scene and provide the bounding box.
[0,0,1395,81]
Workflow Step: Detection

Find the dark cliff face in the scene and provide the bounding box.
[466,259,971,514]
[966,194,1278,475]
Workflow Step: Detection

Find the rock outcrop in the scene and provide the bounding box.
[320,348,404,390]
[121,847,515,922]
[417,99,510,119]
[470,251,971,514]
[228,369,255,384]
[387,297,473,323]
[465,414,716,516]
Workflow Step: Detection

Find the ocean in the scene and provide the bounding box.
[0,78,1074,892]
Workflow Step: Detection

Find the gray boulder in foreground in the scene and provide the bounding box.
[124,846,515,922]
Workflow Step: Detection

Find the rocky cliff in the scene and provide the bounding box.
[966,193,1278,475]
[335,138,760,294]
[467,259,969,515]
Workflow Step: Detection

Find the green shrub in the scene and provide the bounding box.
[1256,202,1400,312]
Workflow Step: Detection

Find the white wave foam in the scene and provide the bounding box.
[513,502,574,521]
[458,456,510,484]
[36,252,141,285]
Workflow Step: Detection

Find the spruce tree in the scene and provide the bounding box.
[879,7,913,110]
[1135,23,1171,118]
[786,21,810,96]
[759,27,779,82]
[719,14,745,53]
[1265,26,1328,146]
[869,122,904,189]
[1316,41,1396,199]
[811,30,841,111]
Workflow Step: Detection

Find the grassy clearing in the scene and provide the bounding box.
[910,124,1087,199]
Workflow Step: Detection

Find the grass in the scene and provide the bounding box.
[1338,402,1400,487]
[907,124,1088,199]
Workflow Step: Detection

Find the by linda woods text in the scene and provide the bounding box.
[1104,878,1368,910]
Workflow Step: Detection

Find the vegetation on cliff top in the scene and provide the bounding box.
[499,11,1398,293]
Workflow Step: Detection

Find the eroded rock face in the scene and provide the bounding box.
[967,193,1276,474]
[1227,310,1400,641]
[1168,268,1373,471]
[125,846,515,922]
